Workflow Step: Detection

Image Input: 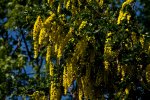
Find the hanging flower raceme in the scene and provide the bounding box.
[79,21,87,31]
[60,27,73,53]
[117,11,131,24]
[73,38,88,61]
[46,45,51,63]
[30,91,46,100]
[103,32,113,85]
[96,0,104,7]
[57,45,62,59]
[63,66,68,94]
[33,16,42,41]
[57,3,61,13]
[117,0,133,24]
[121,67,125,81]
[48,0,55,7]
[104,32,112,56]
[81,66,93,99]
[139,35,144,48]
[66,0,71,10]
[39,27,46,45]
[44,12,55,26]
[122,0,134,8]
[49,61,61,99]
[63,61,76,95]
[33,16,43,58]
[104,61,109,70]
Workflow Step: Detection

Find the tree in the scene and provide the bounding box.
[0,0,50,99]
[0,0,28,99]
[32,0,150,99]
[1,0,150,99]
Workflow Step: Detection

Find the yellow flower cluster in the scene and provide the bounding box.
[33,5,78,100]
[30,91,46,100]
[75,64,93,99]
[104,61,109,70]
[81,77,88,98]
[59,14,66,24]
[49,61,61,99]
[103,32,113,85]
[71,4,77,15]
[131,32,137,45]
[117,0,133,24]
[81,74,93,99]
[50,84,61,99]
[53,26,71,59]
[117,62,131,82]
[66,0,70,9]
[125,87,129,95]
[46,45,51,63]
[61,28,75,93]
[139,35,144,48]
[33,16,42,41]
[73,39,88,60]
[57,3,61,13]
[79,21,87,31]
[39,28,46,45]
[49,62,57,99]
[50,27,73,61]
[96,0,104,7]
[79,88,83,100]
[116,85,130,99]
[117,11,131,24]
[104,32,112,56]
[50,84,55,99]
[127,14,131,23]
[33,13,55,59]
[63,66,68,94]
[121,66,126,81]
[121,68,125,81]
[66,27,74,39]
[54,43,58,53]
[61,27,73,49]
[48,0,55,7]
[67,63,74,83]
[57,46,62,59]
[33,16,43,58]
[44,13,55,26]
[49,62,54,76]
[54,36,62,59]
[122,0,134,9]
[63,63,74,94]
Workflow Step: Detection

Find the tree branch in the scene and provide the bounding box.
[20,29,33,60]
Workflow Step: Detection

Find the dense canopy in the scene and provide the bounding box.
[0,0,150,99]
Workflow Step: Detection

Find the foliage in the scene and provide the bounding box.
[32,0,150,99]
[30,91,47,100]
[0,0,50,99]
[1,0,150,99]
